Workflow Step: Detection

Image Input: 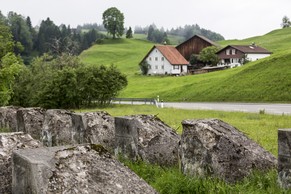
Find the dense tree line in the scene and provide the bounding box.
[134,24,225,43]
[0,11,127,108]
[76,23,106,32]
[167,24,224,41]
[147,25,169,44]
[0,11,106,64]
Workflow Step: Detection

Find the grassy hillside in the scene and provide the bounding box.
[80,28,291,102]
[133,33,185,45]
[218,27,291,52]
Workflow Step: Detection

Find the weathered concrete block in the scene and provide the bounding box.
[12,144,157,194]
[0,106,20,132]
[115,117,139,161]
[42,109,85,147]
[278,129,291,189]
[115,115,180,166]
[16,107,45,140]
[81,111,115,151]
[180,119,277,182]
[0,132,42,194]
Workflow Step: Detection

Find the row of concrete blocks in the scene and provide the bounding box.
[0,106,290,193]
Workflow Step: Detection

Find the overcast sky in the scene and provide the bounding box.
[0,0,290,40]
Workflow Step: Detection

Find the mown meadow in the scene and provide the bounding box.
[78,27,291,193]
[80,27,291,103]
[77,105,291,193]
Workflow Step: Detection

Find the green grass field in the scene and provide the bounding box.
[76,105,291,193]
[78,28,291,193]
[132,33,185,45]
[77,104,291,156]
[218,27,291,52]
[80,27,291,103]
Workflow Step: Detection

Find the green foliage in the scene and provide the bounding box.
[147,25,168,43]
[0,22,15,59]
[189,54,198,65]
[126,27,133,39]
[11,54,127,109]
[36,18,61,54]
[7,12,33,56]
[281,15,291,28]
[102,7,125,39]
[198,46,219,66]
[136,24,225,42]
[77,64,127,107]
[0,53,24,106]
[139,61,150,75]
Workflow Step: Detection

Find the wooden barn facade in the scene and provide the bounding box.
[176,35,218,61]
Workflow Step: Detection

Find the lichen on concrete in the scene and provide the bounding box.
[13,144,157,194]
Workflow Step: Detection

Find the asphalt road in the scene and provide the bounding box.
[162,102,291,115]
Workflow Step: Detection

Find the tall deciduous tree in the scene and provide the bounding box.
[102,7,124,39]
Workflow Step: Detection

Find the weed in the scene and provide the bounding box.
[0,127,11,133]
[259,109,266,115]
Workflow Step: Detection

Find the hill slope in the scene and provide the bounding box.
[218,27,291,52]
[80,28,291,102]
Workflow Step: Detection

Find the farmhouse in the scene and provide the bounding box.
[216,44,272,67]
[176,34,219,61]
[140,45,189,75]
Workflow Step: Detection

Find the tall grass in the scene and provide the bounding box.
[123,159,287,194]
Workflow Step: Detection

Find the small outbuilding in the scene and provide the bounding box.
[140,45,189,75]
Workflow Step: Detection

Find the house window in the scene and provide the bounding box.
[232,49,236,55]
[226,49,230,55]
[161,57,164,61]
[161,65,164,69]
[149,57,152,61]
[173,65,179,70]
[155,57,158,61]
[155,65,158,69]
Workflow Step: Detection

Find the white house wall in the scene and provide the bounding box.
[146,48,184,75]
[247,53,270,61]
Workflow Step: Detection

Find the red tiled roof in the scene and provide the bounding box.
[140,45,189,65]
[155,45,189,65]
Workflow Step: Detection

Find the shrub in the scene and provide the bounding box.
[139,61,150,75]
